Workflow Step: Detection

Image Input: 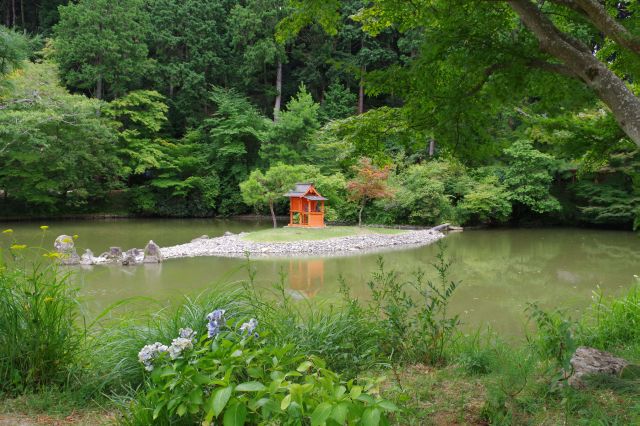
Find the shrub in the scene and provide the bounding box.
[123,310,397,425]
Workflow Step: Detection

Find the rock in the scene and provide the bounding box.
[122,248,140,266]
[80,249,94,265]
[53,235,80,265]
[223,231,234,236]
[431,223,451,232]
[109,247,123,259]
[191,235,209,242]
[143,240,163,263]
[568,346,629,389]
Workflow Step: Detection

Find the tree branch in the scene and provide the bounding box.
[550,0,640,55]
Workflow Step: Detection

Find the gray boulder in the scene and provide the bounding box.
[109,247,123,259]
[143,240,163,263]
[568,346,629,389]
[80,249,94,265]
[53,234,80,265]
[122,248,141,266]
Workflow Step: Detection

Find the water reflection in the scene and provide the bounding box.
[288,258,324,299]
[2,221,639,337]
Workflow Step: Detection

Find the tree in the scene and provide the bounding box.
[260,83,320,165]
[0,61,120,212]
[503,140,562,214]
[198,87,269,215]
[347,157,394,226]
[0,25,28,78]
[319,80,356,122]
[146,0,232,130]
[240,164,316,228]
[282,0,640,150]
[53,0,150,99]
[103,90,169,177]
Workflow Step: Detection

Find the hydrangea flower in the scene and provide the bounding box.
[178,327,197,340]
[138,342,169,371]
[206,309,226,338]
[239,318,259,338]
[168,337,193,359]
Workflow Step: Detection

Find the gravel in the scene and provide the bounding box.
[160,229,445,259]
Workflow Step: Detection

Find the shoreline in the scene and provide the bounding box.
[160,229,446,259]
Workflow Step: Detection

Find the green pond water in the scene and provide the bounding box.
[2,219,639,336]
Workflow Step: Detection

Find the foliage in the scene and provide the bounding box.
[0,26,30,78]
[260,83,321,165]
[104,90,169,176]
[0,231,84,395]
[0,61,121,213]
[123,309,397,425]
[319,80,356,122]
[503,140,561,215]
[53,0,151,99]
[362,244,460,366]
[347,158,394,226]
[457,175,512,225]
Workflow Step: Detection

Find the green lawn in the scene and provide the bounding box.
[242,226,405,242]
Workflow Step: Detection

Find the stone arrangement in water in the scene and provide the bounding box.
[54,235,163,266]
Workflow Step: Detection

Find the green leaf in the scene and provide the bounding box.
[176,403,187,417]
[330,403,349,424]
[362,407,381,426]
[296,360,313,372]
[152,402,165,420]
[235,381,266,392]
[377,400,399,412]
[349,385,362,399]
[311,402,333,426]
[223,401,247,426]
[212,386,233,417]
[280,394,292,410]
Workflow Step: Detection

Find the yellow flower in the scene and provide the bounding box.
[2,229,13,234]
[43,252,61,259]
[44,297,54,303]
[10,244,27,250]
[72,234,79,240]
[40,225,49,230]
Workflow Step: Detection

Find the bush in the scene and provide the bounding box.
[122,310,397,425]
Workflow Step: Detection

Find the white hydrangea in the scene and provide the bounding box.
[138,342,168,371]
[239,318,258,337]
[168,337,194,360]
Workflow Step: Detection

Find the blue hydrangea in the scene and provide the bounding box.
[138,342,168,371]
[206,309,226,338]
[239,318,259,338]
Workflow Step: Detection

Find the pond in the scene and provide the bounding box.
[2,219,639,336]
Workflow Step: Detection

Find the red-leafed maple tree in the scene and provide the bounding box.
[347,157,394,227]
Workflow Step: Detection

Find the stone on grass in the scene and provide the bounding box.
[568,346,629,389]
[191,235,209,242]
[143,240,162,263]
[223,231,234,237]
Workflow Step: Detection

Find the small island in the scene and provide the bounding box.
[161,226,445,259]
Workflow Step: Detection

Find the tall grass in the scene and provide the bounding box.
[579,284,640,353]
[0,265,84,394]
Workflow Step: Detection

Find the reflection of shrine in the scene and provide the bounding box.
[289,259,324,298]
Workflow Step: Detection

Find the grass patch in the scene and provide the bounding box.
[242,225,405,242]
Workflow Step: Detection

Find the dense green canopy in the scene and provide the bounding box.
[0,0,637,228]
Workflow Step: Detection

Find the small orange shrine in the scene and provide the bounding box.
[284,183,327,227]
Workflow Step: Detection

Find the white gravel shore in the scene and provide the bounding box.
[160,229,445,259]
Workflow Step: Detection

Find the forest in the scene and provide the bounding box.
[1,0,639,229]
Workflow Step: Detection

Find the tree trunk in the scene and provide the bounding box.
[358,200,365,227]
[19,0,23,29]
[358,64,365,115]
[11,0,15,27]
[508,0,640,148]
[428,139,436,157]
[274,59,282,121]
[269,200,277,229]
